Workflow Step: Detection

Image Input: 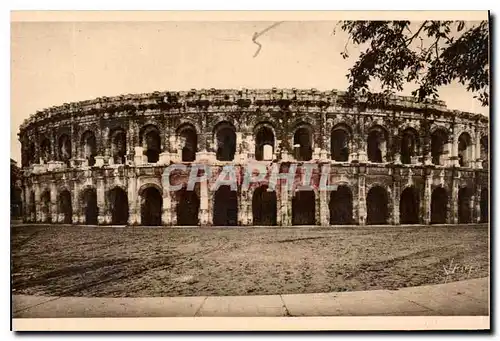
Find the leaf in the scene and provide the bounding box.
[458,21,465,32]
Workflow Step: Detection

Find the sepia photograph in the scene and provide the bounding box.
[10,10,490,331]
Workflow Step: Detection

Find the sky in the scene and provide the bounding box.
[10,20,489,163]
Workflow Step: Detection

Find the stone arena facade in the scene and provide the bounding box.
[18,88,489,227]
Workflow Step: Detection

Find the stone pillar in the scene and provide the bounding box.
[162,181,172,226]
[128,175,139,225]
[96,176,106,224]
[238,189,249,226]
[50,180,58,223]
[475,133,482,168]
[392,176,401,225]
[24,184,32,222]
[199,175,210,226]
[474,180,482,223]
[279,184,292,226]
[450,173,459,224]
[34,181,41,222]
[357,173,367,225]
[234,132,243,163]
[422,169,432,224]
[319,187,329,226]
[72,180,81,224]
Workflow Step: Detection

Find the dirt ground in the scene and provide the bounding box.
[11,224,489,297]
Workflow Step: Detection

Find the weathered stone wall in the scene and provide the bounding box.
[18,88,489,226]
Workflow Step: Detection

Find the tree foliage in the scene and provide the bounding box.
[337,20,489,106]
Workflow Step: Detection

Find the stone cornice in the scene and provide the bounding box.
[18,88,489,134]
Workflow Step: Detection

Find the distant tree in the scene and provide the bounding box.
[337,20,489,106]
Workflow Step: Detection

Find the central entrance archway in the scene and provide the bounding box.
[329,185,353,224]
[292,190,315,225]
[82,188,98,225]
[252,185,277,226]
[176,188,200,226]
[400,187,419,224]
[40,190,51,223]
[213,185,238,226]
[59,190,72,224]
[366,186,389,225]
[458,187,472,224]
[141,186,163,226]
[109,187,129,225]
[430,187,448,224]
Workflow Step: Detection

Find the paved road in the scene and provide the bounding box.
[12,277,488,318]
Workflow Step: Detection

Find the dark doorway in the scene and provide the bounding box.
[58,134,72,166]
[111,129,127,164]
[178,125,197,162]
[430,187,447,224]
[82,188,98,225]
[41,190,51,223]
[143,128,161,163]
[293,127,313,161]
[255,126,275,161]
[458,187,472,224]
[400,187,419,224]
[367,130,384,163]
[329,185,353,224]
[400,129,418,164]
[59,190,72,224]
[81,131,97,166]
[213,185,238,226]
[176,188,200,226]
[216,124,237,162]
[141,187,163,226]
[480,188,488,223]
[292,190,315,225]
[331,128,350,162]
[431,130,447,165]
[252,185,277,226]
[109,187,129,225]
[366,186,389,225]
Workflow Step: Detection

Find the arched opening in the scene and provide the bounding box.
[28,142,36,166]
[215,122,237,161]
[366,186,389,225]
[255,124,275,161]
[141,186,163,226]
[109,187,129,225]
[177,124,198,162]
[58,190,72,224]
[331,125,350,162]
[400,128,419,164]
[29,191,35,221]
[292,190,315,225]
[329,185,353,224]
[40,190,51,223]
[293,125,313,161]
[458,187,472,224]
[480,187,488,223]
[367,127,387,163]
[213,185,238,226]
[40,138,51,163]
[82,188,98,225]
[480,135,488,169]
[252,185,277,226]
[458,132,473,167]
[431,129,448,166]
[430,187,448,224]
[400,187,419,224]
[141,126,161,164]
[110,129,127,165]
[11,187,23,218]
[58,134,72,166]
[176,187,200,226]
[81,131,97,167]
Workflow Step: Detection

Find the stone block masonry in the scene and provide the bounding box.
[18,88,489,226]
